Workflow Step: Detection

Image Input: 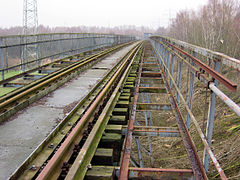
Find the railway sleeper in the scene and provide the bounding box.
[0,54,106,122]
[86,55,140,179]
[8,42,142,180]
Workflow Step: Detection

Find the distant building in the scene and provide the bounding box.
[144,33,153,39]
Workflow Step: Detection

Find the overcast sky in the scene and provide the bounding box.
[0,0,208,29]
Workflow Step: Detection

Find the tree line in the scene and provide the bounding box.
[156,0,240,59]
[1,0,239,58]
[0,25,155,38]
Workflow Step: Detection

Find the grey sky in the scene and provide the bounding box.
[0,0,208,29]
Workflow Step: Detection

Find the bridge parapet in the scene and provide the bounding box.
[0,33,135,80]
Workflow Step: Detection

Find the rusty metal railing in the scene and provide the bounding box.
[150,35,240,179]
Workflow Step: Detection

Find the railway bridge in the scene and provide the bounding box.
[0,33,240,179]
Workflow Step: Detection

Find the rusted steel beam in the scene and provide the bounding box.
[118,44,144,180]
[164,40,237,92]
[121,126,180,137]
[129,167,193,178]
[141,72,161,77]
[138,87,166,93]
[136,103,171,111]
[141,63,158,67]
[128,167,193,178]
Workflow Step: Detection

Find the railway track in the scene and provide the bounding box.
[0,42,133,122]
[7,40,229,179]
[9,41,143,179]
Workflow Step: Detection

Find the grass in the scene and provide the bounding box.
[0,70,22,81]
[0,87,17,97]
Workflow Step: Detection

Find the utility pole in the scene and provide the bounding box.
[22,0,39,71]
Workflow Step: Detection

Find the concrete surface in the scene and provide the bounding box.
[0,43,136,180]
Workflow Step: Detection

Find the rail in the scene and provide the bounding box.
[9,42,143,180]
[0,42,133,122]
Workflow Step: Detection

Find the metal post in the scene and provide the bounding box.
[176,61,182,104]
[0,38,4,80]
[135,137,144,167]
[21,36,26,72]
[50,34,54,62]
[203,60,220,174]
[145,93,154,167]
[37,34,40,67]
[59,34,63,58]
[141,91,154,167]
[170,54,175,88]
[71,34,74,56]
[166,52,170,79]
[186,53,196,129]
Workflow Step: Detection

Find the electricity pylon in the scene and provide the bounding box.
[22,0,39,71]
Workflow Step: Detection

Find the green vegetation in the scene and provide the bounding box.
[0,87,17,96]
[0,70,22,81]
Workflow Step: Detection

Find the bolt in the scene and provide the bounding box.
[88,164,92,169]
[29,165,37,171]
[61,130,65,135]
[68,122,72,126]
[48,143,54,149]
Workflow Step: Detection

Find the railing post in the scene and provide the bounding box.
[186,52,196,129]
[37,34,40,67]
[50,34,54,62]
[170,54,175,88]
[0,38,4,80]
[21,35,26,72]
[203,60,220,174]
[59,34,63,58]
[176,61,182,105]
[166,52,170,79]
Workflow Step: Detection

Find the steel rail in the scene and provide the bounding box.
[35,43,142,180]
[65,43,143,180]
[163,39,237,92]
[152,45,227,179]
[0,42,135,123]
[0,42,130,109]
[9,43,140,180]
[118,43,144,179]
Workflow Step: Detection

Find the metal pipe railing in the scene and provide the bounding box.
[150,36,240,179]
